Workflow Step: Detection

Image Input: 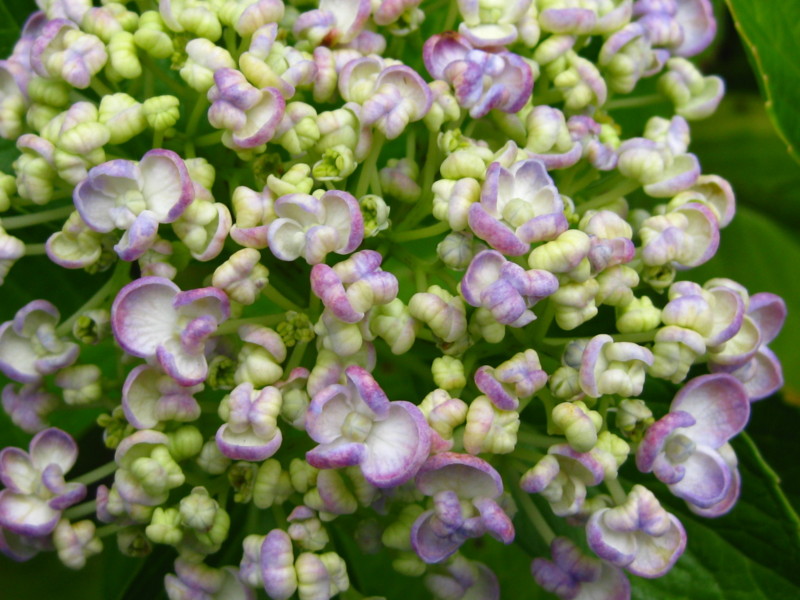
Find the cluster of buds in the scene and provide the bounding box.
[0,0,788,599]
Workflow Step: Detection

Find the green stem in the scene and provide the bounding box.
[513,482,556,544]
[442,0,460,31]
[391,220,450,242]
[74,461,117,485]
[605,477,628,505]
[355,131,385,199]
[284,340,309,376]
[195,131,224,147]
[23,243,47,255]
[96,523,125,538]
[606,93,664,111]
[543,330,658,346]
[141,55,185,97]
[63,500,98,521]
[517,429,564,449]
[2,205,74,230]
[262,285,302,312]
[399,133,441,230]
[577,177,641,212]
[216,313,286,335]
[90,78,113,97]
[185,94,209,139]
[57,259,130,336]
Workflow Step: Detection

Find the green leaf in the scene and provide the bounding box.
[0,3,21,59]
[725,0,800,164]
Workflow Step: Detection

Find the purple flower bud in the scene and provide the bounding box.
[261,529,297,600]
[586,484,686,578]
[532,536,631,600]
[580,334,654,398]
[111,277,230,386]
[426,555,500,600]
[411,452,513,563]
[305,365,431,487]
[165,558,254,600]
[462,250,559,327]
[634,0,716,57]
[474,349,547,410]
[31,20,107,89]
[311,250,398,323]
[216,383,283,461]
[423,33,533,118]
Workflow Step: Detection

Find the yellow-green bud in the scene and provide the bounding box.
[197,439,231,474]
[143,95,180,132]
[551,400,602,453]
[167,425,204,461]
[27,78,70,107]
[431,356,466,391]
[393,552,426,577]
[109,32,142,79]
[289,458,318,493]
[267,164,314,196]
[99,93,146,144]
[134,11,174,59]
[616,296,662,333]
[146,507,183,545]
[253,459,293,508]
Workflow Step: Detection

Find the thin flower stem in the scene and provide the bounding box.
[262,285,302,312]
[605,477,628,505]
[185,94,209,139]
[141,55,186,97]
[390,220,450,242]
[57,259,131,336]
[96,523,125,538]
[63,499,98,521]
[543,330,658,346]
[216,313,286,335]
[23,243,47,255]
[74,461,118,485]
[514,482,556,545]
[398,133,440,230]
[606,93,664,110]
[2,205,74,230]
[90,78,113,97]
[577,177,640,212]
[195,131,224,147]
[283,340,309,376]
[355,131,385,199]
[517,429,564,449]
[443,0,460,32]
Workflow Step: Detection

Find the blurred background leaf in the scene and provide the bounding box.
[725,0,800,164]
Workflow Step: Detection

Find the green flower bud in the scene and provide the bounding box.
[312,146,356,181]
[439,149,488,180]
[319,552,349,595]
[551,400,603,453]
[289,514,330,552]
[393,552,426,577]
[616,296,662,333]
[277,109,321,155]
[359,194,391,238]
[72,308,111,344]
[180,487,219,532]
[381,504,424,551]
[167,425,204,461]
[267,164,314,196]
[185,157,216,190]
[616,399,654,441]
[431,356,466,392]
[253,459,293,509]
[228,461,258,503]
[0,173,14,212]
[131,446,185,496]
[146,507,183,545]
[197,439,231,474]
[289,458,318,493]
[27,78,70,107]
[99,93,146,144]
[134,11,174,59]
[117,527,152,557]
[592,431,630,479]
[108,31,142,79]
[54,519,102,569]
[143,95,180,132]
[179,6,222,41]
[55,364,102,406]
[468,306,506,344]
[97,406,134,449]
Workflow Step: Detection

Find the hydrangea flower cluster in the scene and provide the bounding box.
[0,0,788,598]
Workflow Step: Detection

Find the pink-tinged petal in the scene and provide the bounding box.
[321,190,363,254]
[416,452,503,499]
[73,159,140,232]
[114,210,160,261]
[311,264,363,323]
[0,448,37,494]
[29,428,78,474]
[687,443,740,517]
[215,424,282,461]
[748,293,786,345]
[474,366,518,411]
[636,411,696,474]
[667,444,731,508]
[423,33,472,80]
[233,87,286,148]
[361,401,430,487]
[139,149,195,223]
[114,429,170,466]
[0,491,61,536]
[671,373,749,446]
[410,510,464,563]
[468,204,530,255]
[306,384,354,443]
[261,529,297,600]
[156,338,210,386]
[473,497,514,543]
[345,365,390,417]
[122,365,202,429]
[673,0,716,57]
[305,437,366,469]
[724,347,783,401]
[627,513,686,578]
[112,277,179,357]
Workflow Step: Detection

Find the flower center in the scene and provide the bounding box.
[342,412,373,443]
[665,433,695,463]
